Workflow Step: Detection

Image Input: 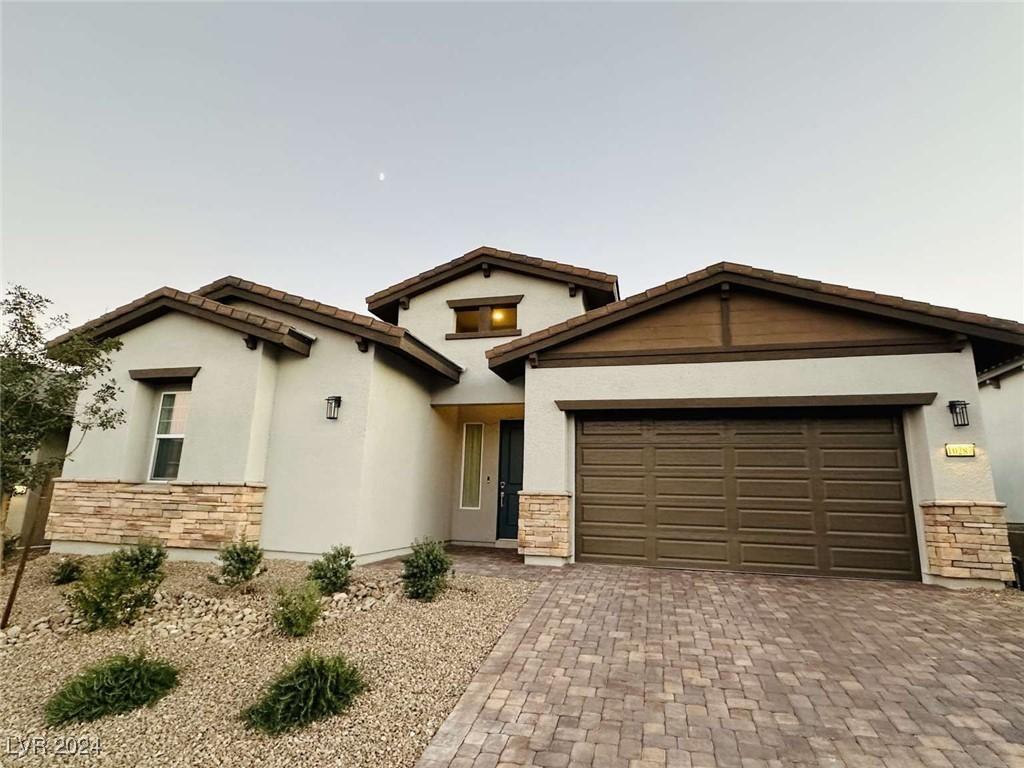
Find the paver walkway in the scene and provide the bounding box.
[416,556,1024,768]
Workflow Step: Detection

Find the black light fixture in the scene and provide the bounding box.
[947,400,969,427]
[325,396,342,420]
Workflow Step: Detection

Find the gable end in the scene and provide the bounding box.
[531,283,962,370]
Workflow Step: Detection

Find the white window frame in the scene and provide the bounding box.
[148,390,189,482]
[458,422,485,510]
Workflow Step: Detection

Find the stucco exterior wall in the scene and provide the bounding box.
[397,268,586,405]
[255,318,374,557]
[978,371,1024,526]
[356,348,457,558]
[61,312,276,484]
[522,349,998,505]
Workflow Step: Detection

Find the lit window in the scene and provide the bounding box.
[460,423,484,509]
[490,306,517,331]
[150,391,190,481]
[455,308,480,333]
[447,296,522,337]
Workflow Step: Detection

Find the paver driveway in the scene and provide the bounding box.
[417,555,1024,768]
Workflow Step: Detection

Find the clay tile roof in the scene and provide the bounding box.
[46,285,305,352]
[192,275,461,381]
[487,261,1024,364]
[364,246,619,311]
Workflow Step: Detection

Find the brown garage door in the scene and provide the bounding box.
[575,410,920,580]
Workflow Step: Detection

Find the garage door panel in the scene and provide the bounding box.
[827,512,912,535]
[578,535,646,561]
[655,477,726,497]
[655,447,725,467]
[737,479,812,500]
[739,542,819,569]
[579,503,645,525]
[656,506,727,528]
[579,446,645,467]
[820,448,901,469]
[656,539,730,564]
[580,420,645,437]
[817,417,897,434]
[738,509,814,531]
[652,421,726,437]
[735,448,809,468]
[575,410,920,580]
[829,547,917,574]
[578,475,645,495]
[824,480,906,501]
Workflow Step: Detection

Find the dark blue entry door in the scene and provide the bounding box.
[497,420,524,540]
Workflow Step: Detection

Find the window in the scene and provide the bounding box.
[455,308,481,334]
[446,295,523,339]
[460,423,484,509]
[150,391,190,481]
[489,306,517,331]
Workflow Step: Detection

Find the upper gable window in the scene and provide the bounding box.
[446,295,523,340]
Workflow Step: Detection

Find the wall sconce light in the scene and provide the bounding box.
[947,400,969,427]
[325,396,342,420]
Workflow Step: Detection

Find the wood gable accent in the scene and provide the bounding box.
[533,284,961,369]
[488,263,1024,379]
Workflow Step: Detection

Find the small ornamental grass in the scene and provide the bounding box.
[44,652,178,726]
[308,545,356,594]
[400,539,453,602]
[50,557,85,585]
[242,651,365,735]
[209,538,266,588]
[273,582,322,637]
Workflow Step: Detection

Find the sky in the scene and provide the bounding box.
[3,2,1022,329]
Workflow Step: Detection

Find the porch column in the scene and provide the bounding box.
[920,501,1014,588]
[517,491,570,566]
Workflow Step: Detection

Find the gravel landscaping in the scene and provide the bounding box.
[0,553,536,767]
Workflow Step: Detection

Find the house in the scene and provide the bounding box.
[47,247,1024,588]
[977,355,1024,563]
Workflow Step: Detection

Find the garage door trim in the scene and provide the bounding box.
[558,393,937,411]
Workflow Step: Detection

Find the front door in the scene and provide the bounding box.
[497,420,525,540]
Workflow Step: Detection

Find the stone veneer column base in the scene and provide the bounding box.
[518,491,571,563]
[921,501,1013,584]
[47,479,264,550]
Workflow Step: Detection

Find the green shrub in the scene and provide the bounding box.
[209,538,266,587]
[50,557,85,585]
[66,563,160,630]
[242,651,365,735]
[44,651,178,725]
[109,540,166,581]
[400,539,452,602]
[3,534,21,560]
[308,545,356,594]
[273,583,322,637]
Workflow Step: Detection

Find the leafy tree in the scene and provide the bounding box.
[1,285,125,573]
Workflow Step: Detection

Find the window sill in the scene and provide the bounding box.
[445,329,522,340]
